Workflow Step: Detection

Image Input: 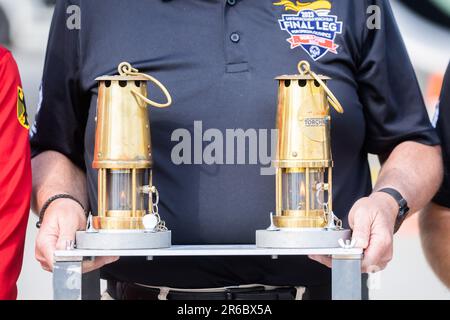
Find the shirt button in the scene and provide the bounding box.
[230,32,240,43]
[227,0,236,6]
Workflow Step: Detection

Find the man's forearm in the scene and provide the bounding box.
[420,203,450,288]
[374,141,443,213]
[31,151,88,214]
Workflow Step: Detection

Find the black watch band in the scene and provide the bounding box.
[36,194,87,229]
[377,188,410,234]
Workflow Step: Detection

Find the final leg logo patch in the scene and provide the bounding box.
[17,86,29,129]
[274,0,343,61]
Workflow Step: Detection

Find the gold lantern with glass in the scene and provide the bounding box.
[76,62,172,249]
[256,61,351,248]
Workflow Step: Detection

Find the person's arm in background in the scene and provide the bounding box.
[31,0,117,272]
[420,203,450,288]
[310,0,443,272]
[419,63,450,289]
[0,47,31,300]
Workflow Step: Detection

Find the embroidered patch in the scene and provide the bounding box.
[274,0,343,61]
[17,86,29,129]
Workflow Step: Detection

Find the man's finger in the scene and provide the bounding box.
[55,213,82,250]
[82,257,120,273]
[36,228,59,272]
[350,208,371,249]
[308,255,332,268]
[55,235,76,251]
[40,264,52,273]
[35,250,51,272]
[362,232,392,272]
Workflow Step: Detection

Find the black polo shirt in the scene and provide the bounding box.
[31,0,439,289]
[433,63,450,208]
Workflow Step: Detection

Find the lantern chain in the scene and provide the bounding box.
[148,186,168,232]
[323,203,343,230]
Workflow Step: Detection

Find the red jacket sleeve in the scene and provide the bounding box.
[0,48,31,300]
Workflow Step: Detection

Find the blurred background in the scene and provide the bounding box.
[0,0,449,300]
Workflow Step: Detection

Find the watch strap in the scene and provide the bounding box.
[377,188,410,233]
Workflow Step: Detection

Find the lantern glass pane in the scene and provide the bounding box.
[282,171,307,211]
[135,169,146,210]
[107,169,132,210]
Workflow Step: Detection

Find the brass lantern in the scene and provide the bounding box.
[273,60,343,229]
[256,61,351,248]
[76,62,172,250]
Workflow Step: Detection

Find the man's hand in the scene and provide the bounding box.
[310,142,443,273]
[309,192,398,273]
[35,199,118,272]
[348,192,398,272]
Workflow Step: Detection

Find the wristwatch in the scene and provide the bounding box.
[377,188,410,233]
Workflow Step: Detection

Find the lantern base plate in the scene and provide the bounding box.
[255,229,351,249]
[75,230,171,250]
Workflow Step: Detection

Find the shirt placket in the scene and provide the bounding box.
[223,0,249,73]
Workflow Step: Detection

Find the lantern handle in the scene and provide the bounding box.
[297,61,344,114]
[118,62,172,108]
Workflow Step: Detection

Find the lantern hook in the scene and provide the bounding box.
[297,60,344,114]
[118,62,172,109]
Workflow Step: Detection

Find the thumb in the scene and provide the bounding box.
[349,207,371,249]
[55,231,76,251]
[55,214,83,250]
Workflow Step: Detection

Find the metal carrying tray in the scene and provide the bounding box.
[53,245,363,300]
